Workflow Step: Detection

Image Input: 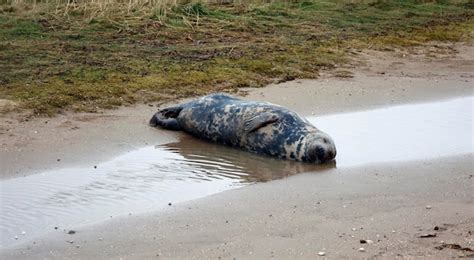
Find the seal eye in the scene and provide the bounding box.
[323,138,328,144]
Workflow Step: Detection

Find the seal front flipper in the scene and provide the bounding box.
[149,106,183,131]
[244,112,279,133]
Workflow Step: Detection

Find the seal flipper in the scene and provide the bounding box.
[149,106,183,131]
[244,112,279,133]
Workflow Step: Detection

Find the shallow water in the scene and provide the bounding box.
[0,137,329,247]
[311,96,473,167]
[0,96,472,247]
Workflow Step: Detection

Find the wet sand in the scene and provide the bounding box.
[2,155,472,259]
[1,42,473,258]
[2,96,471,249]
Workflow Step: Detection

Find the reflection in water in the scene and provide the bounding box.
[0,96,472,248]
[162,135,335,183]
[0,136,333,247]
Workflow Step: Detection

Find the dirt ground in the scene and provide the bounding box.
[0,42,473,259]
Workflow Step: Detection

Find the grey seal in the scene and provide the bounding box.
[150,93,336,163]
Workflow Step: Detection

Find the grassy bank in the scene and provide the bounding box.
[0,0,473,115]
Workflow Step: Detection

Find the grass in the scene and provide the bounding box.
[0,0,473,116]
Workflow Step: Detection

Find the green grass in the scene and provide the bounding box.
[0,0,473,115]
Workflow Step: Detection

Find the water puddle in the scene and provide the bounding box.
[0,96,472,247]
[311,96,473,167]
[0,137,329,247]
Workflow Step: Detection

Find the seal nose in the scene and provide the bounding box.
[315,146,327,163]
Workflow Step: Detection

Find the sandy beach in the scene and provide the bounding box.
[1,42,473,259]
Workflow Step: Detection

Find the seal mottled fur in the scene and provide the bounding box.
[150,93,336,163]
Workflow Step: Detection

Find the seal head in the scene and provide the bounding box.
[304,132,337,163]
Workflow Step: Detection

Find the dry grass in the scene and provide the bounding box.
[0,0,473,116]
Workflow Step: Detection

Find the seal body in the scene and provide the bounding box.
[150,93,336,163]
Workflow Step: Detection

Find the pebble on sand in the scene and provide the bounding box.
[425,205,432,209]
[359,248,366,252]
[419,233,437,238]
[318,252,326,256]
